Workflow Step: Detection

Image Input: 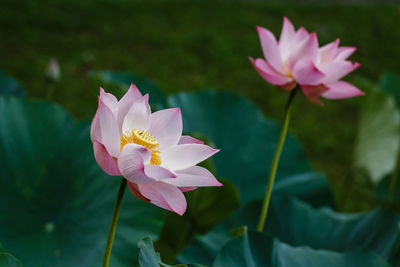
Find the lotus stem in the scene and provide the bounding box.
[257,88,297,232]
[103,178,127,267]
[387,142,400,205]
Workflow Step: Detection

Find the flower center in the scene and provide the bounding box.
[120,129,161,165]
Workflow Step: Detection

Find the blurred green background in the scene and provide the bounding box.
[1,0,399,211]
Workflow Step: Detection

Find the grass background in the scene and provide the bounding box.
[1,0,399,211]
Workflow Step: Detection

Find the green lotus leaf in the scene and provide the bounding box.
[213,229,391,267]
[0,96,164,266]
[167,90,331,205]
[0,71,25,97]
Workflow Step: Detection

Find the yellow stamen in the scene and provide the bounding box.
[120,129,161,165]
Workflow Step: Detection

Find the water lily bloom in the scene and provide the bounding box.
[250,17,364,104]
[91,85,222,215]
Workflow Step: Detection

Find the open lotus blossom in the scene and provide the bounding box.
[250,17,364,104]
[91,85,222,215]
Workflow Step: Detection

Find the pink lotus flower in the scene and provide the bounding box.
[91,85,222,215]
[250,17,364,104]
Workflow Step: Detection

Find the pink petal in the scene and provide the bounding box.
[90,103,101,142]
[256,26,285,74]
[118,84,143,131]
[99,96,120,157]
[144,165,176,180]
[321,81,365,100]
[295,27,309,43]
[279,17,296,60]
[138,182,187,215]
[122,94,151,133]
[148,108,182,150]
[117,143,155,184]
[100,88,118,116]
[93,141,121,176]
[286,32,319,71]
[335,46,357,61]
[301,84,329,105]
[127,182,149,202]
[320,61,360,83]
[163,166,222,187]
[162,144,219,171]
[249,57,292,86]
[318,39,340,66]
[292,59,325,85]
[178,136,204,145]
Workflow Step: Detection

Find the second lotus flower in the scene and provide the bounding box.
[250,17,364,104]
[91,84,222,215]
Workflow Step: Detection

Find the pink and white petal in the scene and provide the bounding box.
[148,108,182,150]
[321,81,365,100]
[292,59,325,85]
[250,57,292,86]
[301,84,329,105]
[127,182,149,202]
[138,182,187,215]
[163,166,222,187]
[294,27,309,43]
[90,105,101,142]
[99,97,120,157]
[100,88,118,116]
[144,165,176,180]
[93,141,121,176]
[122,94,151,133]
[334,46,357,61]
[318,39,340,66]
[162,144,220,171]
[256,26,285,74]
[118,84,143,130]
[320,61,360,84]
[178,136,204,145]
[117,143,155,184]
[286,32,319,71]
[279,17,296,60]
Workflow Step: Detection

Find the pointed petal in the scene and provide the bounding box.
[322,81,365,99]
[163,166,222,187]
[318,39,340,66]
[100,87,118,116]
[148,108,182,150]
[321,61,360,83]
[144,165,176,180]
[335,46,357,61]
[122,94,151,133]
[249,57,292,86]
[90,102,101,142]
[292,59,325,85]
[178,136,204,145]
[279,17,296,60]
[138,182,187,215]
[256,26,285,74]
[99,96,120,157]
[295,27,309,43]
[118,84,143,130]
[301,84,329,105]
[117,143,155,184]
[93,141,121,176]
[162,144,219,171]
[286,32,319,71]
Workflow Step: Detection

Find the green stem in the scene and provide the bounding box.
[103,178,127,267]
[387,142,400,205]
[257,88,297,232]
